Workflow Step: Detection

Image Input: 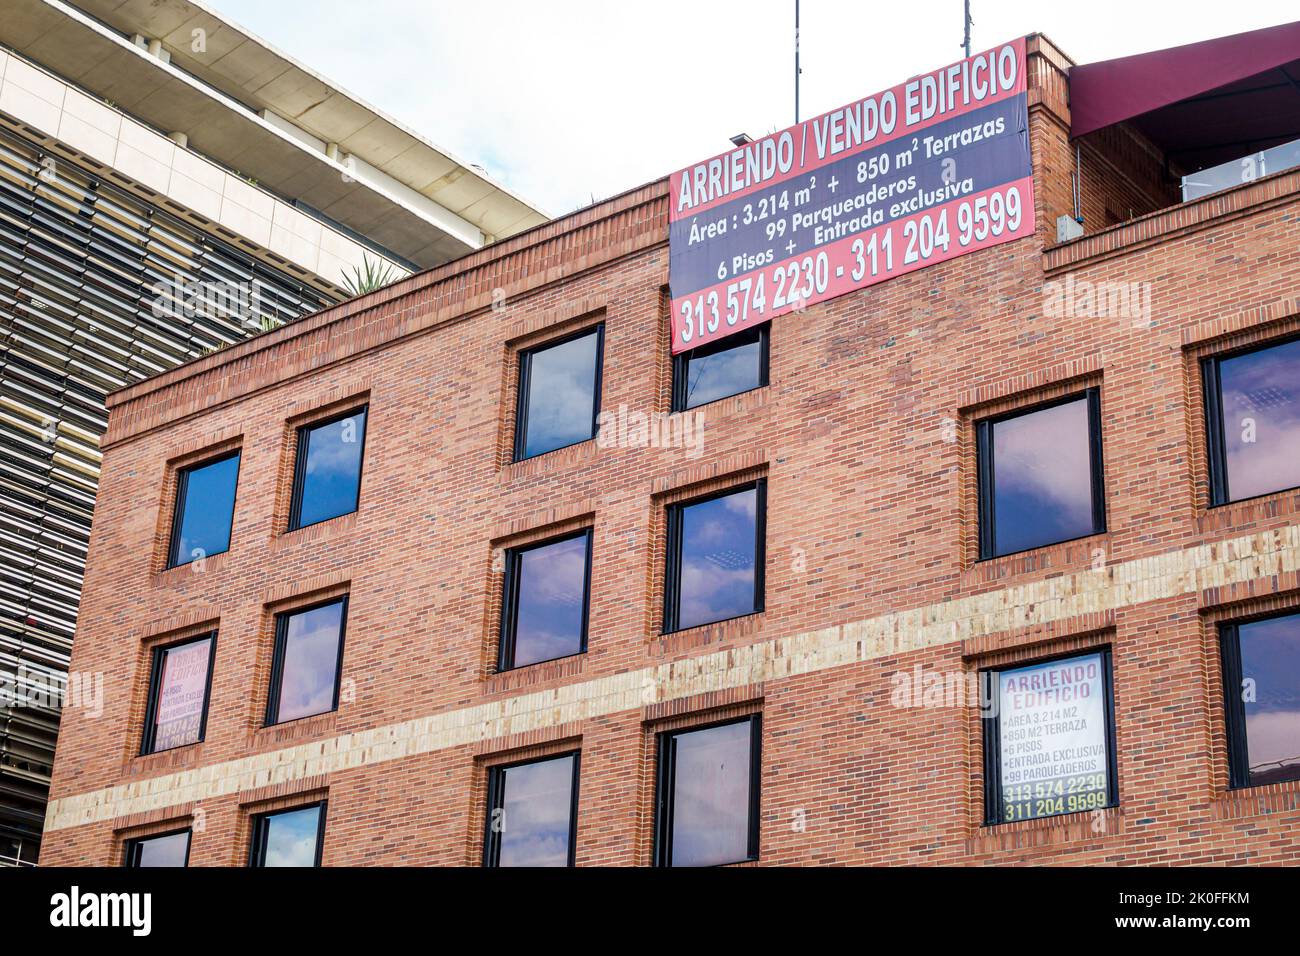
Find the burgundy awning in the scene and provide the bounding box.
[1070,20,1300,170]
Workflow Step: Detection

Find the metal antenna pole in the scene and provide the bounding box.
[963,0,972,57]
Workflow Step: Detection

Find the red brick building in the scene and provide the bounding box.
[40,29,1300,866]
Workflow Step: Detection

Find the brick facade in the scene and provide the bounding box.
[40,34,1300,865]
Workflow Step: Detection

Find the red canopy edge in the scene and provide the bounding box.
[1069,20,1300,139]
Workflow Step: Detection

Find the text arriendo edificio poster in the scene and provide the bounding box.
[153,639,212,752]
[997,653,1110,823]
[668,37,1035,354]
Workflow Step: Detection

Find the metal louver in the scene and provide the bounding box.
[0,125,339,865]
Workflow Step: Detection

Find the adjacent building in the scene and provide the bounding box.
[39,24,1300,866]
[0,0,545,865]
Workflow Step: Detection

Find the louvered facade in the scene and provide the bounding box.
[0,126,337,865]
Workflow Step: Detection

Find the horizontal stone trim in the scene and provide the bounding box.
[45,523,1300,833]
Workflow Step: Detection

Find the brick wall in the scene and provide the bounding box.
[40,34,1300,866]
[1028,37,1176,237]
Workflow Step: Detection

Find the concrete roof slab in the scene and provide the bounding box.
[207,38,285,91]
[337,118,411,168]
[380,143,459,192]
[295,93,376,143]
[3,0,548,269]
[105,0,193,38]
[166,17,247,65]
[248,70,333,119]
[0,1,64,50]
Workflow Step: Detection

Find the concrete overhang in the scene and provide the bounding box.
[0,0,549,268]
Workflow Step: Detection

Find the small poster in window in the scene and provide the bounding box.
[153,639,212,751]
[996,652,1109,822]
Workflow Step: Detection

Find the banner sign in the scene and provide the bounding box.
[668,37,1034,354]
[996,652,1111,823]
[153,638,212,752]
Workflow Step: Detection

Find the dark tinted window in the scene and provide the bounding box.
[290,408,368,530]
[665,482,765,632]
[484,752,579,867]
[267,598,347,725]
[169,452,240,567]
[125,830,190,867]
[978,391,1105,558]
[500,531,591,669]
[1223,611,1300,788]
[655,716,760,867]
[1205,337,1300,504]
[142,635,215,754]
[673,324,769,411]
[249,803,325,867]
[515,326,603,460]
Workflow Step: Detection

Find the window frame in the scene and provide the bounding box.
[671,322,770,412]
[1219,610,1300,790]
[653,714,762,867]
[498,528,593,672]
[481,750,582,868]
[139,632,217,756]
[976,387,1107,561]
[981,647,1119,826]
[662,479,767,634]
[123,827,192,868]
[288,405,370,532]
[512,323,605,463]
[1202,333,1300,507]
[247,801,327,868]
[264,596,350,727]
[167,450,241,568]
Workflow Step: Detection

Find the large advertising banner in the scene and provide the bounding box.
[153,638,212,752]
[996,652,1111,823]
[668,37,1034,354]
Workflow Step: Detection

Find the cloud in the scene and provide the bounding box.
[1221,340,1300,500]
[498,756,575,866]
[1243,710,1300,772]
[262,807,322,866]
[277,604,344,721]
[992,398,1092,515]
[679,558,755,628]
[206,1,1300,216]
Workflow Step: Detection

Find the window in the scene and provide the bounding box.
[1203,336,1300,505]
[499,530,592,670]
[654,716,761,867]
[124,829,191,867]
[248,802,326,867]
[483,752,580,867]
[672,323,770,411]
[514,325,603,460]
[982,650,1118,825]
[976,390,1105,559]
[1221,610,1300,789]
[168,452,240,567]
[663,481,766,633]
[266,598,348,725]
[289,407,368,531]
[140,634,216,755]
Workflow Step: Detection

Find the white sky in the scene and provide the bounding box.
[206,0,1300,216]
